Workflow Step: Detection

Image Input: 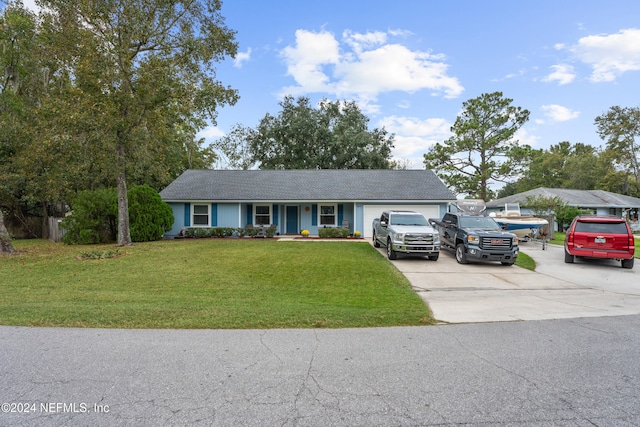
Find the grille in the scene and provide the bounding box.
[404,234,435,245]
[480,237,512,250]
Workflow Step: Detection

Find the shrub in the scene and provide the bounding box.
[62,188,117,244]
[63,185,173,244]
[318,227,350,238]
[128,185,174,242]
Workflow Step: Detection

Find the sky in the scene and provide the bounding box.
[17,0,640,172]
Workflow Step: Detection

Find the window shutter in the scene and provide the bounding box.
[338,204,344,226]
[312,204,317,226]
[211,203,218,227]
[272,204,278,226]
[247,204,253,225]
[184,203,191,227]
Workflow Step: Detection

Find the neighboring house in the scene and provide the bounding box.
[159,169,456,238]
[487,187,640,231]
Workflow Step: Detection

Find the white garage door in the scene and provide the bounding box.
[363,205,440,238]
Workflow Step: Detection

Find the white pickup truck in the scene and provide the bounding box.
[372,210,440,260]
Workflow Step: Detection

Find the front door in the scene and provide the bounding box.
[286,205,298,234]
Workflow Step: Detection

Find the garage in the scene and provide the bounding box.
[363,205,440,238]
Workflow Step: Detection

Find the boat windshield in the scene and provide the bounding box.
[459,216,501,230]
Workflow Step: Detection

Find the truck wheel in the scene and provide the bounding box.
[387,238,397,260]
[428,254,439,261]
[455,244,468,264]
[564,250,574,264]
[501,261,514,266]
[373,232,380,248]
[622,258,634,269]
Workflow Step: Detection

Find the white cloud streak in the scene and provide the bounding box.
[279,29,464,113]
[542,64,576,85]
[541,104,580,122]
[570,28,640,82]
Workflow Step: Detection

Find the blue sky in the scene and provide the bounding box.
[19,0,640,170]
[205,0,640,169]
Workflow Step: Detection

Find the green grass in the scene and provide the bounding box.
[0,239,433,329]
[515,251,535,271]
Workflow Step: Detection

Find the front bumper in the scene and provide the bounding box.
[391,243,440,254]
[466,245,519,262]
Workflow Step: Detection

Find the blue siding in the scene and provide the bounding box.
[218,204,241,227]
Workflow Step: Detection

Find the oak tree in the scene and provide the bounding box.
[40,0,239,245]
[249,96,395,170]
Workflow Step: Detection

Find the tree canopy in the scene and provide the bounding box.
[423,92,530,201]
[219,96,395,170]
[595,106,640,196]
[1,0,238,245]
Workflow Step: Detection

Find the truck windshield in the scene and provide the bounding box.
[390,214,429,226]
[459,216,501,230]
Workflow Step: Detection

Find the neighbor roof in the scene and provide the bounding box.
[487,187,640,208]
[160,169,456,202]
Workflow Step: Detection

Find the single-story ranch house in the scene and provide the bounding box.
[159,169,456,238]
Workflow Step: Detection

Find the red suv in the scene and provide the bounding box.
[565,215,635,269]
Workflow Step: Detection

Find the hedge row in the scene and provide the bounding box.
[318,227,350,238]
[181,226,277,238]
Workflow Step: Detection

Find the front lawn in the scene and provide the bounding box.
[0,239,433,329]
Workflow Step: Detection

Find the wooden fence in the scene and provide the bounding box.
[48,217,66,242]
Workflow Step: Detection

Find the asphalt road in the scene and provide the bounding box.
[2,241,640,426]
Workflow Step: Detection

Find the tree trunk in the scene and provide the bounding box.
[42,201,49,240]
[116,143,132,246]
[0,210,17,254]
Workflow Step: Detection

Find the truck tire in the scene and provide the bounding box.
[622,257,634,269]
[428,254,439,261]
[455,244,468,264]
[564,250,574,264]
[373,231,380,248]
[387,238,397,260]
[501,261,514,266]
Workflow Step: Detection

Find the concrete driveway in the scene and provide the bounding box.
[375,241,640,323]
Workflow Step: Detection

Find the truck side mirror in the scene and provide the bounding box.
[380,221,387,227]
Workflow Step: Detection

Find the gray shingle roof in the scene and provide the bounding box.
[487,187,640,208]
[160,169,456,202]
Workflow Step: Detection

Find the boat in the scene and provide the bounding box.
[489,203,549,240]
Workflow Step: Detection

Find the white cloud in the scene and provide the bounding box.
[234,49,252,68]
[570,28,640,82]
[279,29,464,112]
[541,104,580,122]
[197,126,225,140]
[379,115,452,168]
[542,64,576,85]
[280,30,340,92]
[512,128,540,148]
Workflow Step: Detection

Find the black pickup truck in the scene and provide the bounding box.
[429,209,519,266]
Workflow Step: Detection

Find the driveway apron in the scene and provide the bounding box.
[377,241,640,323]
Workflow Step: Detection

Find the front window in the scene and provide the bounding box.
[319,204,337,226]
[254,204,272,225]
[192,204,209,226]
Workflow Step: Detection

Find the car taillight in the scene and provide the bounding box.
[567,231,574,243]
[630,235,635,248]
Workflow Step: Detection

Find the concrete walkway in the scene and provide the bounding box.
[381,241,640,323]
